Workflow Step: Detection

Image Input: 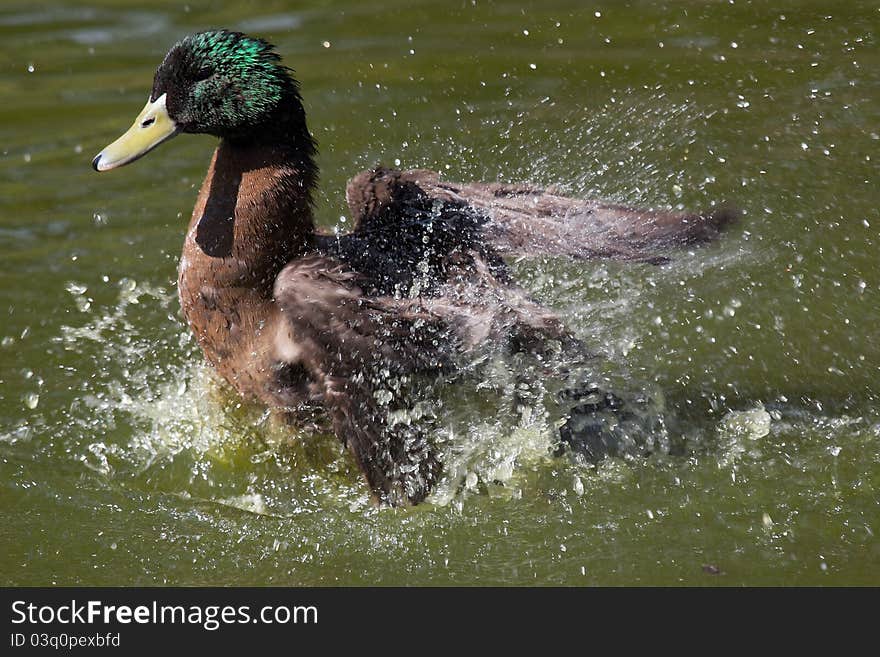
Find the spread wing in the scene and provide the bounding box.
[273,255,453,505]
[346,167,736,263]
[272,254,581,505]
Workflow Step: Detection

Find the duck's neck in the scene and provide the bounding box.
[178,127,317,373]
[182,136,317,288]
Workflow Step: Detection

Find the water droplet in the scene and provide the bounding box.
[118,278,137,293]
[65,281,88,296]
[720,405,772,440]
[24,393,39,409]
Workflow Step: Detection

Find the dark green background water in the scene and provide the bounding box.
[1,0,878,585]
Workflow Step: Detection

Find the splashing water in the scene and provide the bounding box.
[37,93,773,516]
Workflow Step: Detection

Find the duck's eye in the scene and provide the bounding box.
[141,117,156,128]
[194,68,214,82]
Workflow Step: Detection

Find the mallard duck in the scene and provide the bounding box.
[93,30,733,505]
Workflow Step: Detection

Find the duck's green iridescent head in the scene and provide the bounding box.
[94,30,310,171]
[155,30,297,136]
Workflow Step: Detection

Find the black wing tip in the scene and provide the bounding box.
[703,205,741,235]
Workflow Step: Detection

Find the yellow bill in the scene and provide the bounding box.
[92,93,178,172]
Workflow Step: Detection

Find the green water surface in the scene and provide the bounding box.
[1,0,878,585]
